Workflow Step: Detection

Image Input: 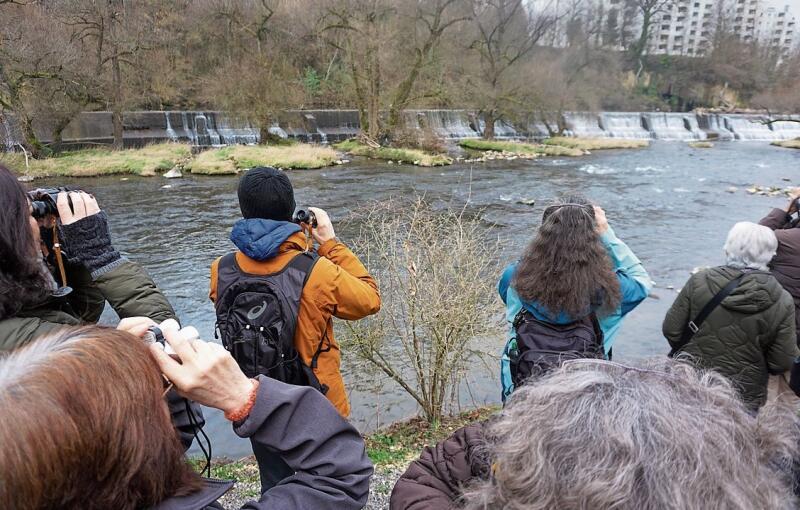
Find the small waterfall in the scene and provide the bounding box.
[181,112,196,145]
[767,115,800,140]
[194,113,221,146]
[563,112,606,137]
[641,113,705,140]
[473,117,519,139]
[216,114,259,145]
[164,112,178,141]
[414,110,480,139]
[308,110,359,142]
[1,114,16,151]
[723,115,777,141]
[599,112,651,139]
[697,114,734,140]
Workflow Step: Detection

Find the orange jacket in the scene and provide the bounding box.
[210,232,380,417]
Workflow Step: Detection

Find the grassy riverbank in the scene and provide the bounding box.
[196,405,497,510]
[543,136,650,150]
[773,138,800,149]
[334,140,453,166]
[458,139,584,157]
[1,142,339,178]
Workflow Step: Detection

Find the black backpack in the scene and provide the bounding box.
[214,252,327,393]
[508,310,605,387]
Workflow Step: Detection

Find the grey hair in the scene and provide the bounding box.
[724,221,778,271]
[461,358,799,510]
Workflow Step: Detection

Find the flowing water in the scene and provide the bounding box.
[35,142,799,457]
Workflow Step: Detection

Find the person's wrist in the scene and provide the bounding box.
[223,378,258,419]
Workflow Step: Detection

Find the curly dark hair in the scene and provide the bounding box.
[512,195,620,318]
[0,165,51,320]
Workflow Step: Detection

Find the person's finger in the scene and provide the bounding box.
[158,318,181,334]
[149,343,190,387]
[180,326,200,341]
[161,324,199,364]
[69,191,87,219]
[81,192,101,216]
[56,192,74,223]
[117,317,157,337]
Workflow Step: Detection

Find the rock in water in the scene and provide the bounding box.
[726,186,738,193]
[161,184,173,189]
[516,198,536,206]
[163,167,182,179]
[17,175,34,182]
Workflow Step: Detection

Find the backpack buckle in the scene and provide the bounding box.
[688,321,699,334]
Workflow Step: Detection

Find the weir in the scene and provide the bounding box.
[0,110,797,150]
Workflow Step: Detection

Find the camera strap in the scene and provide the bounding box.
[51,225,68,288]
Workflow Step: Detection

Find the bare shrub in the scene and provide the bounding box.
[390,127,447,154]
[341,198,501,424]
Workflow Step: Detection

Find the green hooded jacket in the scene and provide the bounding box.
[0,260,175,352]
[663,266,798,409]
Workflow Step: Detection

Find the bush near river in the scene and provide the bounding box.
[192,405,498,510]
[334,140,453,167]
[0,142,339,178]
[773,138,800,149]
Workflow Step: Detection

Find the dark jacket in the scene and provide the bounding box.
[760,208,800,346]
[152,376,374,510]
[663,266,797,408]
[390,422,489,510]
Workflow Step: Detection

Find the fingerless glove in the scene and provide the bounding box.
[59,211,125,280]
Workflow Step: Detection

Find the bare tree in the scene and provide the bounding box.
[627,0,672,80]
[467,0,560,139]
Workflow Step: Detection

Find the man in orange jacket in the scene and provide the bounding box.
[210,166,381,419]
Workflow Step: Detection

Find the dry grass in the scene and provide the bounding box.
[334,140,453,166]
[188,144,338,174]
[458,139,585,157]
[773,138,800,149]
[1,143,190,178]
[544,136,649,150]
[689,141,714,148]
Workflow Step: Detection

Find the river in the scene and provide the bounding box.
[36,141,799,458]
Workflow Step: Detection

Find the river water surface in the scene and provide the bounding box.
[39,141,799,457]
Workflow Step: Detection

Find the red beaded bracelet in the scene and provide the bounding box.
[225,379,260,422]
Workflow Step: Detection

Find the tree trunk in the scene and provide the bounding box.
[19,114,43,158]
[111,53,124,150]
[483,111,496,140]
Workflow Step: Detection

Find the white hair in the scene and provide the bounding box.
[724,221,778,271]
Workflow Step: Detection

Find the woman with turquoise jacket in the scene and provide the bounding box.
[499,195,653,401]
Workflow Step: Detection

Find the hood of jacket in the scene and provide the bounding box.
[703,266,784,314]
[230,219,301,261]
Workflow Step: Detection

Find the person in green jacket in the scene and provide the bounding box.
[0,164,202,448]
[0,165,175,351]
[663,221,798,410]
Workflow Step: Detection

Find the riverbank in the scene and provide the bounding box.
[198,405,497,510]
[772,138,800,149]
[0,142,340,179]
[333,140,453,167]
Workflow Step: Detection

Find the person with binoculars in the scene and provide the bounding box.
[209,166,381,492]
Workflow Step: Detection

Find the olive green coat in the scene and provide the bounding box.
[663,266,798,409]
[0,260,175,352]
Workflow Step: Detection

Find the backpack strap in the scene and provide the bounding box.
[286,251,317,284]
[669,273,746,358]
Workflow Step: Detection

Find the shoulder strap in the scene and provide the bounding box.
[669,273,746,357]
[286,252,318,286]
[217,253,237,271]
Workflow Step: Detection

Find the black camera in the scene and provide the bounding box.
[292,207,317,227]
[27,187,79,219]
[789,197,800,228]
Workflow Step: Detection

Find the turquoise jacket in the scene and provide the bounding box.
[499,227,653,401]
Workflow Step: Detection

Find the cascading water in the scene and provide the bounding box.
[414,110,480,139]
[1,114,16,152]
[164,112,178,141]
[181,112,196,145]
[309,110,359,142]
[599,112,651,139]
[722,115,776,141]
[767,116,800,140]
[215,114,259,145]
[641,113,705,140]
[194,113,221,146]
[563,112,606,138]
[697,114,734,140]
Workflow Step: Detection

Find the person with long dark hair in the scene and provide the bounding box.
[0,164,175,350]
[499,195,652,400]
[0,164,202,449]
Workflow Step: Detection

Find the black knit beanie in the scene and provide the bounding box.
[237,166,296,221]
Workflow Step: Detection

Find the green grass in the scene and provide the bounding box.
[188,144,339,174]
[0,143,191,178]
[334,140,453,166]
[458,138,585,157]
[773,138,800,149]
[543,136,649,150]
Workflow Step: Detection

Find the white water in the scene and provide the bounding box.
[563,112,606,137]
[599,112,651,139]
[414,110,480,139]
[768,116,800,140]
[723,115,776,141]
[164,112,177,141]
[642,113,706,140]
[1,115,15,151]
